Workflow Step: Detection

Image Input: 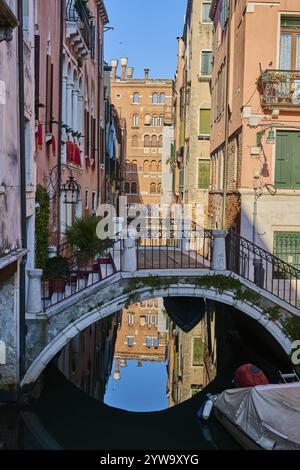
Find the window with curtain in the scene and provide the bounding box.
[133,114,139,126]
[132,135,138,147]
[144,160,150,172]
[199,108,211,137]
[280,17,300,70]
[152,93,158,104]
[159,93,165,104]
[157,160,162,172]
[202,2,212,23]
[201,51,212,75]
[133,92,139,104]
[150,160,157,172]
[198,160,211,189]
[151,135,158,147]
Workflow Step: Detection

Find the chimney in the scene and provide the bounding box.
[144,68,150,80]
[127,67,134,79]
[120,57,128,80]
[111,59,118,79]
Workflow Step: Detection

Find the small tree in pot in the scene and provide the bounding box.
[65,215,112,271]
[44,255,70,294]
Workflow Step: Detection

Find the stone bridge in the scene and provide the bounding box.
[1,228,300,398]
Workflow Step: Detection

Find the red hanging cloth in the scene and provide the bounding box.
[74,144,82,166]
[51,135,56,155]
[37,123,43,148]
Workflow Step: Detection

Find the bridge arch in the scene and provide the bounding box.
[22,272,294,388]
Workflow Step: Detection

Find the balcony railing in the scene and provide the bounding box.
[258,69,300,109]
[66,0,93,53]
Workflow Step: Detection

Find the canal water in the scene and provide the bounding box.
[0,299,292,450]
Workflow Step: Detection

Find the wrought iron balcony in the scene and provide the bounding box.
[66,0,93,58]
[258,69,300,109]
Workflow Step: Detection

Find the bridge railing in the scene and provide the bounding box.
[226,231,300,309]
[137,224,212,270]
[41,239,121,311]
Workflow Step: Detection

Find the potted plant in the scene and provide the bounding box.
[65,215,112,271]
[44,255,70,293]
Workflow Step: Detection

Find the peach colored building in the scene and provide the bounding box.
[35,0,109,245]
[110,61,173,207]
[210,0,300,263]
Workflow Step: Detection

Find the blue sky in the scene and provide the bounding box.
[104,360,168,412]
[104,0,188,79]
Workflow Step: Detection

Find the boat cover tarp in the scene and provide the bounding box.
[215,383,300,450]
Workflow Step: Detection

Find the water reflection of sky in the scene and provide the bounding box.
[104,360,168,412]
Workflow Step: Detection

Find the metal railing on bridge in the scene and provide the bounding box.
[226,231,300,309]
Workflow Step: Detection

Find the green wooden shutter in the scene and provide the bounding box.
[198,160,210,189]
[201,52,212,75]
[275,131,292,188]
[292,133,300,189]
[199,109,211,135]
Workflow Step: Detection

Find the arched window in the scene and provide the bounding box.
[152,115,159,126]
[144,114,151,126]
[124,182,130,194]
[151,160,157,172]
[133,114,139,127]
[152,93,158,104]
[159,115,164,126]
[157,183,161,194]
[131,182,137,194]
[151,135,158,148]
[144,134,151,147]
[158,135,163,148]
[157,160,162,172]
[125,160,131,172]
[144,160,150,172]
[159,93,165,104]
[150,183,157,194]
[131,160,138,173]
[132,135,138,147]
[133,92,139,104]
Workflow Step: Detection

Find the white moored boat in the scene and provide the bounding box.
[214,383,300,450]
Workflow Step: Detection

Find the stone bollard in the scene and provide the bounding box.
[181,219,192,252]
[26,269,43,314]
[121,229,137,272]
[212,230,227,271]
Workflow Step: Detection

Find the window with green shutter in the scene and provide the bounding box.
[192,338,204,366]
[179,168,184,189]
[199,108,211,137]
[275,131,300,189]
[198,160,211,189]
[201,51,212,75]
[274,232,300,270]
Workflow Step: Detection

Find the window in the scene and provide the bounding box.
[159,93,165,104]
[133,114,139,127]
[115,93,121,99]
[131,160,138,172]
[274,232,300,270]
[132,135,138,147]
[275,131,300,189]
[151,135,158,148]
[133,92,139,104]
[150,160,157,172]
[124,182,130,194]
[85,190,89,209]
[127,336,134,348]
[152,93,158,104]
[202,2,212,23]
[159,115,164,126]
[144,160,150,172]
[158,135,163,148]
[92,192,96,211]
[145,114,151,125]
[150,183,157,194]
[199,108,211,137]
[131,182,137,194]
[24,118,32,186]
[280,16,300,70]
[144,135,151,147]
[157,160,162,172]
[221,0,229,31]
[152,115,159,126]
[198,160,211,189]
[128,313,134,326]
[146,337,152,348]
[157,183,161,194]
[201,51,212,76]
[22,0,29,41]
[146,337,159,348]
[192,338,204,366]
[191,384,203,397]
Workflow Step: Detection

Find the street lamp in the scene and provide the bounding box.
[44,163,81,205]
[61,175,81,205]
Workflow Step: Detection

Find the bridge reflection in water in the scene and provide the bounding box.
[0,296,292,450]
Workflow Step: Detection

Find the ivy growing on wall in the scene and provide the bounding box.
[35,185,50,270]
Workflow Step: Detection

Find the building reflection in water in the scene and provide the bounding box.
[56,297,217,411]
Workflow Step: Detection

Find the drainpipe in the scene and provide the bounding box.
[57,0,65,245]
[221,0,232,230]
[17,0,27,383]
[97,5,101,206]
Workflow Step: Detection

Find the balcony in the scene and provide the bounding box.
[66,0,93,60]
[0,0,19,42]
[258,69,300,110]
